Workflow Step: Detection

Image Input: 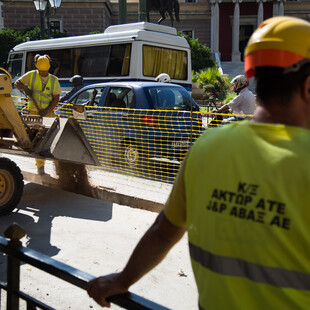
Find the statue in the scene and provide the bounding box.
[146,0,180,27]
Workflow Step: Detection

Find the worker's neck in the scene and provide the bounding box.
[251,103,309,129]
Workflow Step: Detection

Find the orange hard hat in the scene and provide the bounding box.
[244,16,310,78]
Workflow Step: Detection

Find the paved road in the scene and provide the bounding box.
[0,183,198,310]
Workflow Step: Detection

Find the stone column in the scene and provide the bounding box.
[278,0,285,16]
[210,0,221,55]
[273,1,279,16]
[257,0,266,27]
[231,0,242,62]
[0,1,4,30]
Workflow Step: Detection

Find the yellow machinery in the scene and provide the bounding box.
[0,69,99,214]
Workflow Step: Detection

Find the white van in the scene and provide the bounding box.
[7,22,192,98]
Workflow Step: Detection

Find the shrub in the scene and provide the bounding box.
[0,28,24,65]
[191,70,198,83]
[195,67,233,102]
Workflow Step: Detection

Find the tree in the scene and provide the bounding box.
[180,34,215,72]
[0,29,24,66]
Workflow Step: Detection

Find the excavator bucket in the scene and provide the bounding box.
[33,117,100,166]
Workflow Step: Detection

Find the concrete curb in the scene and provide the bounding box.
[22,171,164,213]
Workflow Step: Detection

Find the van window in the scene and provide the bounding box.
[25,44,131,78]
[142,45,187,80]
[7,53,23,79]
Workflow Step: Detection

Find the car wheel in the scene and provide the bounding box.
[0,158,24,215]
[123,142,140,168]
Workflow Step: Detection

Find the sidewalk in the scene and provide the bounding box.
[0,183,198,310]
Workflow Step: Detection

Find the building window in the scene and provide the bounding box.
[49,19,63,34]
[180,30,194,39]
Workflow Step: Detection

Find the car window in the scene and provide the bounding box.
[73,87,104,106]
[144,86,193,110]
[104,87,133,108]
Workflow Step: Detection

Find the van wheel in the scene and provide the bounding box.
[0,158,24,215]
[123,142,140,168]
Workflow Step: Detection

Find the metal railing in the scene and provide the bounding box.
[0,223,169,310]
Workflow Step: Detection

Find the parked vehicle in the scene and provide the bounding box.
[7,22,192,102]
[55,81,203,167]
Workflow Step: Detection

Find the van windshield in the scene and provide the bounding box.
[144,86,198,111]
[7,53,23,80]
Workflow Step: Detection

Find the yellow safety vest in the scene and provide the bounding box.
[184,121,310,309]
[28,70,57,110]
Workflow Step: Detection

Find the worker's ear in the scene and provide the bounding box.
[301,74,310,103]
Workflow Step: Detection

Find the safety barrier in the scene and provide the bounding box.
[13,96,253,199]
[0,223,169,310]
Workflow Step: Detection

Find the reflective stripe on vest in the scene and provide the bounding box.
[189,242,310,290]
[29,71,56,110]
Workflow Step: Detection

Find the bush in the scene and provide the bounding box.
[0,28,24,65]
[195,67,233,102]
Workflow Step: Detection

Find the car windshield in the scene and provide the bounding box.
[144,86,195,110]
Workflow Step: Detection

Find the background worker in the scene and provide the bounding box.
[14,54,61,175]
[87,16,310,309]
[212,74,255,122]
[60,74,84,102]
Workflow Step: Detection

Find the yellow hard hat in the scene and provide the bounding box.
[34,54,51,71]
[244,16,310,78]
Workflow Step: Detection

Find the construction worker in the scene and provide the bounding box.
[60,75,84,102]
[14,54,62,175]
[211,74,256,121]
[87,16,310,309]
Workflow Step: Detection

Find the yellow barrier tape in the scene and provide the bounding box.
[12,96,253,198]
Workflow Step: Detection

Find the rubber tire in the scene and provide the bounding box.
[123,142,140,168]
[0,158,24,215]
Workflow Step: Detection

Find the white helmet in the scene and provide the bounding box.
[231,75,249,93]
[155,73,171,83]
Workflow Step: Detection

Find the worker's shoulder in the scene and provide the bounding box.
[49,73,59,79]
[194,122,243,149]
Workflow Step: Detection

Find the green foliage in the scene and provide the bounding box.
[195,67,233,102]
[0,28,24,65]
[0,27,68,66]
[191,70,198,83]
[179,34,215,72]
[223,91,236,104]
[23,26,42,41]
[89,30,101,34]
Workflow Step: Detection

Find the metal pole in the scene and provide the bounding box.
[46,4,50,38]
[7,255,20,310]
[40,10,45,39]
[139,0,147,22]
[118,0,127,24]
[5,224,25,310]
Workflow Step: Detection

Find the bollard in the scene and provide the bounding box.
[4,223,26,310]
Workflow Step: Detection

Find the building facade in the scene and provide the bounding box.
[1,0,310,65]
